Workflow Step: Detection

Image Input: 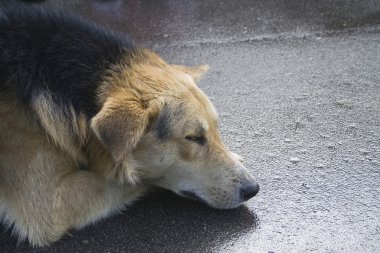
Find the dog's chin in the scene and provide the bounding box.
[179,190,208,205]
[179,190,243,210]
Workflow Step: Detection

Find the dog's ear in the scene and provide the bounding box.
[172,64,209,82]
[91,93,157,164]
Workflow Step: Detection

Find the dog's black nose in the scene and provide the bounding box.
[240,181,259,201]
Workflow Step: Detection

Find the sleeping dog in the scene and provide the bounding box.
[0,6,259,246]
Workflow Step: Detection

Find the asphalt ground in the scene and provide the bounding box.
[1,0,380,252]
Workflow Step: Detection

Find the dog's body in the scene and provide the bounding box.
[0,6,259,246]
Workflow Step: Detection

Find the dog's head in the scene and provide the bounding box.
[91,50,259,209]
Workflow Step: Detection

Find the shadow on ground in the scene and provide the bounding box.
[1,190,258,253]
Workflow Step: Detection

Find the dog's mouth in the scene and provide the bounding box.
[180,190,207,204]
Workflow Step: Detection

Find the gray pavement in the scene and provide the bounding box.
[1,0,380,252]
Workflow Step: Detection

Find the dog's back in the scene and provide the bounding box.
[0,5,134,117]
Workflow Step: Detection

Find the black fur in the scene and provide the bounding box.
[154,102,189,139]
[0,5,135,118]
[155,103,172,139]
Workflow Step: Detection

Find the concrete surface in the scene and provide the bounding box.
[1,0,380,252]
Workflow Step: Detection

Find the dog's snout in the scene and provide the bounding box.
[240,181,259,201]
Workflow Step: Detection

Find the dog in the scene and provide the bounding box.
[0,6,259,246]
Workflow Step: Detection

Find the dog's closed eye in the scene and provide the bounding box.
[185,135,206,145]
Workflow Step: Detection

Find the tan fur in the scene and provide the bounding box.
[31,91,88,164]
[0,49,256,247]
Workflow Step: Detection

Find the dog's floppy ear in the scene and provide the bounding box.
[91,93,157,164]
[172,64,209,82]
